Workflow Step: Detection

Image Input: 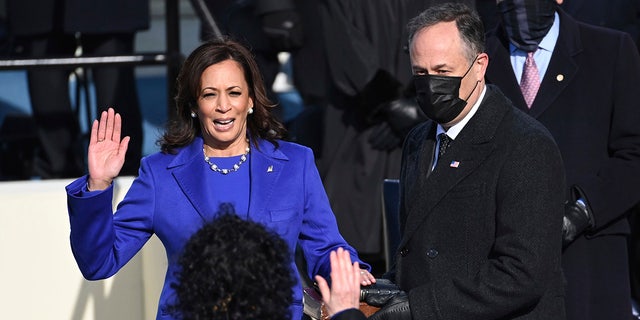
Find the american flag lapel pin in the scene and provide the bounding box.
[450,161,460,168]
[267,165,274,173]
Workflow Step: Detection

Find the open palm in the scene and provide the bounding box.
[87,108,130,190]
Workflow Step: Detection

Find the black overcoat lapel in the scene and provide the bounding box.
[400,85,507,245]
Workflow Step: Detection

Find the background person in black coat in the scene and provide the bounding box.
[369,3,566,318]
[5,0,148,178]
[559,0,640,313]
[560,0,640,46]
[485,0,640,319]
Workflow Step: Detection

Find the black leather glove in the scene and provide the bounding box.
[260,10,303,51]
[367,291,412,320]
[367,97,426,151]
[368,121,403,151]
[361,279,401,306]
[562,185,595,248]
[382,97,427,138]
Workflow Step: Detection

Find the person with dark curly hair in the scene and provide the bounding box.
[171,207,368,320]
[169,205,297,320]
[64,38,374,320]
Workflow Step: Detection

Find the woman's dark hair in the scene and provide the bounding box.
[169,205,295,320]
[159,38,287,153]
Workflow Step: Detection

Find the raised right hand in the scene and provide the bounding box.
[87,108,130,191]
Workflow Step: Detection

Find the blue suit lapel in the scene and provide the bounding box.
[171,137,215,222]
[247,139,288,220]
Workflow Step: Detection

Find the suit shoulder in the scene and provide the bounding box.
[270,140,315,158]
[272,139,311,152]
[141,150,177,165]
[575,19,636,49]
[140,143,200,170]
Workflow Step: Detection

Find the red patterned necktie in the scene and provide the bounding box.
[520,51,540,108]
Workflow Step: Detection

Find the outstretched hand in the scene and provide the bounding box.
[87,108,130,191]
[315,248,362,318]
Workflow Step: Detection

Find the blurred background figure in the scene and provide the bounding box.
[484,0,640,319]
[560,0,640,47]
[479,0,640,316]
[4,0,148,178]
[558,1,640,315]
[477,0,640,45]
[0,0,7,57]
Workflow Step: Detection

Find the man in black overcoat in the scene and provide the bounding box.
[367,3,567,319]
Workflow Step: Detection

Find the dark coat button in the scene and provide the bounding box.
[426,249,438,258]
[400,247,409,256]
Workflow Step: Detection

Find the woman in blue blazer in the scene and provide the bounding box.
[65,39,373,320]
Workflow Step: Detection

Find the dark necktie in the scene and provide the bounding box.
[438,133,452,158]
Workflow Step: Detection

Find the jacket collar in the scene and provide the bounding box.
[169,136,288,221]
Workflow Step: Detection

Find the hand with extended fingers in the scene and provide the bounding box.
[315,248,363,318]
[87,108,130,191]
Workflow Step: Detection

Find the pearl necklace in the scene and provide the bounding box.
[203,143,251,175]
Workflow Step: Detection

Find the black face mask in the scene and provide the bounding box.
[498,0,557,52]
[414,59,478,124]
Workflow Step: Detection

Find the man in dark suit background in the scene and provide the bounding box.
[6,0,148,178]
[560,1,640,312]
[368,3,566,318]
[485,0,640,319]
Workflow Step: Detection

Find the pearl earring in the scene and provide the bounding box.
[190,111,196,118]
[248,108,254,114]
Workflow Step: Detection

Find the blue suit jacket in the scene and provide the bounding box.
[66,137,367,319]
